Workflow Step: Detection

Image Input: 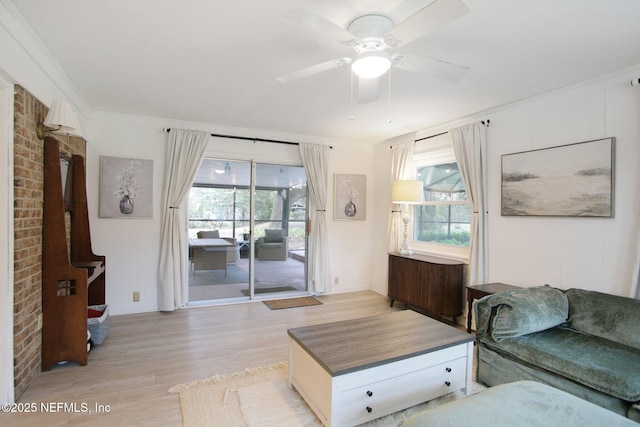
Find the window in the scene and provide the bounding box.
[188,184,307,249]
[187,160,308,250]
[412,135,471,248]
[188,185,250,238]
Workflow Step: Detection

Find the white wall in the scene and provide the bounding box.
[0,70,14,404]
[327,142,375,294]
[371,65,640,299]
[369,136,399,296]
[487,67,640,297]
[90,112,376,315]
[89,114,165,315]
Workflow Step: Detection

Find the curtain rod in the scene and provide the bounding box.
[414,131,448,143]
[162,128,333,149]
[389,120,491,149]
[415,120,491,143]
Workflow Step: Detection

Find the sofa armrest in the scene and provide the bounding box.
[474,295,494,339]
[566,288,640,349]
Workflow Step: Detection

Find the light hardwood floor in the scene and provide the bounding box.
[4,291,409,426]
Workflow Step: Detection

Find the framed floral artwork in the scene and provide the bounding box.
[99,156,154,218]
[334,173,366,220]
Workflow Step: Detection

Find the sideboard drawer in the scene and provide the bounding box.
[334,357,467,425]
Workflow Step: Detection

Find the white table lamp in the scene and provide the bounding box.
[391,180,424,255]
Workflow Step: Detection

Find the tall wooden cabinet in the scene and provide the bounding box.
[388,252,464,321]
[42,137,105,371]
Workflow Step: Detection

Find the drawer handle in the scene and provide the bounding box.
[366,406,372,413]
[445,381,451,387]
[446,367,452,373]
[366,390,373,397]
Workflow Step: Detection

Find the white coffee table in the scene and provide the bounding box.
[287,310,474,426]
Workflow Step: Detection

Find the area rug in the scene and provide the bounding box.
[169,362,486,427]
[262,296,322,310]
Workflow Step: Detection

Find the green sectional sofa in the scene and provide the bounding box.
[401,380,637,426]
[475,285,640,422]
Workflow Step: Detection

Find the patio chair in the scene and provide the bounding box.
[257,229,288,261]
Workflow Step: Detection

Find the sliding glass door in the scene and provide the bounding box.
[252,163,307,297]
[187,159,307,303]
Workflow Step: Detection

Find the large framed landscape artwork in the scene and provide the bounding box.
[501,137,614,217]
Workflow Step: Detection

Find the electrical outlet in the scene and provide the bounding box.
[37,313,43,330]
[133,291,140,302]
[334,276,339,285]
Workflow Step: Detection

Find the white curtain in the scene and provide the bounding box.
[450,122,488,285]
[388,141,415,252]
[299,143,331,294]
[158,129,210,311]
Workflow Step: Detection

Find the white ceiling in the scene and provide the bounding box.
[11,0,640,143]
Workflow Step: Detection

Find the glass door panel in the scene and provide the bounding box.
[187,159,251,302]
[187,159,307,303]
[253,163,307,297]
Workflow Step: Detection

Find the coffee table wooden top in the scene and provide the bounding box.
[287,310,474,377]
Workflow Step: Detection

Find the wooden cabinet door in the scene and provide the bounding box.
[417,260,463,317]
[389,254,419,303]
[388,253,464,318]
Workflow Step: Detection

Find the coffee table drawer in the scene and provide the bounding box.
[334,357,467,425]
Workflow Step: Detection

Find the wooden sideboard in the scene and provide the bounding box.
[388,252,464,322]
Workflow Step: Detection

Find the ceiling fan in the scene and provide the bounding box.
[277,0,471,103]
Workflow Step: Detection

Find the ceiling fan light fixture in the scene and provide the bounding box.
[214,161,231,175]
[351,52,391,79]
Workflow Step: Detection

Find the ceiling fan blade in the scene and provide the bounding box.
[284,8,356,43]
[394,54,469,82]
[276,57,351,83]
[388,0,470,46]
[388,0,439,26]
[358,77,379,104]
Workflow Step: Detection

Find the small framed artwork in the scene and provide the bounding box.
[334,173,366,220]
[99,156,154,218]
[501,137,614,217]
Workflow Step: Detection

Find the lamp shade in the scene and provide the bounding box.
[43,100,79,134]
[391,180,424,204]
[67,112,83,136]
[351,51,391,79]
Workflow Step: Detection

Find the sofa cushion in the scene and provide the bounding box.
[487,286,568,342]
[261,242,283,248]
[264,229,283,243]
[566,288,640,350]
[481,327,640,401]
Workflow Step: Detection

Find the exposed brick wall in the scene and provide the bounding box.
[13,86,85,398]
